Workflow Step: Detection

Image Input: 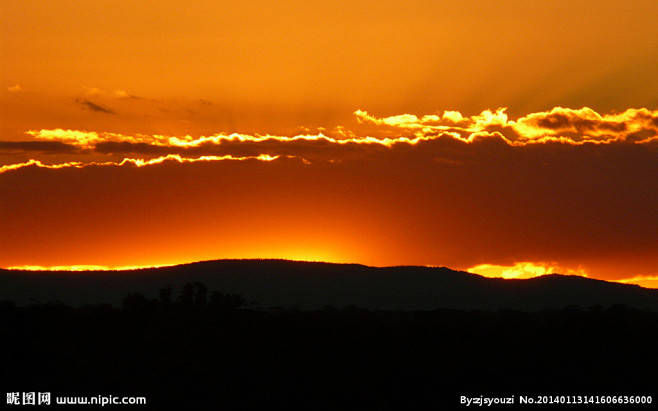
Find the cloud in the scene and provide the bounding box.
[355,107,658,144]
[23,128,413,160]
[75,99,116,114]
[512,107,657,142]
[26,129,108,147]
[83,86,144,100]
[15,106,657,165]
[469,263,658,289]
[112,89,130,98]
[468,262,588,280]
[0,153,278,174]
[83,86,104,96]
[0,140,79,153]
[7,84,23,93]
[112,89,143,100]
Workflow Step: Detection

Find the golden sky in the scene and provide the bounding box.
[1,1,657,287]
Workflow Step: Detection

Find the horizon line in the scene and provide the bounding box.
[3,258,656,289]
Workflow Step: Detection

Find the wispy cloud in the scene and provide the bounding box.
[83,86,104,96]
[0,154,279,174]
[75,98,116,114]
[112,89,143,99]
[83,86,143,100]
[0,140,79,153]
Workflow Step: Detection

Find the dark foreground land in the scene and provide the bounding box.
[3,284,657,410]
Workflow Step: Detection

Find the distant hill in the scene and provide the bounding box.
[1,259,657,310]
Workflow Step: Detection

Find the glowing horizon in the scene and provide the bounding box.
[5,258,656,290]
[1,105,657,289]
[2,1,657,291]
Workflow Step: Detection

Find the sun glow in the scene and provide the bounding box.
[467,262,588,279]
[228,246,353,266]
[6,264,176,272]
[617,276,658,289]
[466,263,658,289]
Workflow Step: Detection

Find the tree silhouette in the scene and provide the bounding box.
[193,282,208,306]
[178,283,195,305]
[159,285,173,305]
[210,291,245,310]
[122,292,150,312]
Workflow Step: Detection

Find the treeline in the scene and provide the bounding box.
[2,284,657,410]
[122,282,247,312]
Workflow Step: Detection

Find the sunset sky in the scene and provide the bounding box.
[1,1,657,287]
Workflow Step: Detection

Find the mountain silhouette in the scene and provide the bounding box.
[2,259,657,310]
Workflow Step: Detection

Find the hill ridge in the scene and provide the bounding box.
[1,259,656,311]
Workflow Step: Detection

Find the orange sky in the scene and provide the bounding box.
[1,1,657,287]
